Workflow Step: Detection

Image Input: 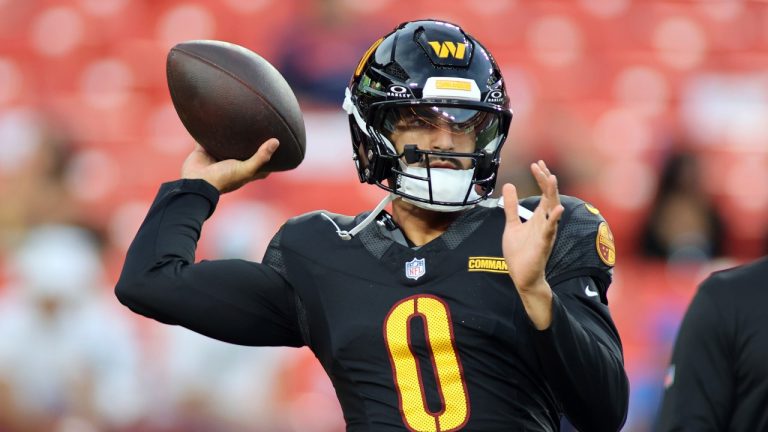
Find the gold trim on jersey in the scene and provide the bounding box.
[468,257,508,273]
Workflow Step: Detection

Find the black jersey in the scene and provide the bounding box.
[656,257,768,431]
[116,179,629,432]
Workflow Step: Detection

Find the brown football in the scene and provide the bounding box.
[166,40,306,171]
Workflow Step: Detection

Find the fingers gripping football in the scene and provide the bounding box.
[182,139,280,193]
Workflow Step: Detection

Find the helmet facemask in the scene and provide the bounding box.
[367,102,510,211]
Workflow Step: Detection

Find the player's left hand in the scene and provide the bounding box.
[502,161,564,328]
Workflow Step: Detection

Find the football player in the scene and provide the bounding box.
[657,256,768,430]
[116,20,629,431]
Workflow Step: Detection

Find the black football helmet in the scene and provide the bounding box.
[344,19,513,211]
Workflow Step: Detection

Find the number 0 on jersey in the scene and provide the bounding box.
[383,295,470,432]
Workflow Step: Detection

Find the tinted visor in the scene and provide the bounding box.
[380,105,504,153]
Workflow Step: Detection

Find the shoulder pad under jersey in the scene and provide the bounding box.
[262,210,365,276]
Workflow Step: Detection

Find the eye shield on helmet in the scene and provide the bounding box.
[369,100,511,159]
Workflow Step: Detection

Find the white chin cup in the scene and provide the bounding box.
[398,167,481,212]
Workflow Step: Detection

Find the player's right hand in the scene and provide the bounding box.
[181,139,279,193]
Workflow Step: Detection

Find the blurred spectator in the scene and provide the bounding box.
[656,256,768,430]
[0,225,144,431]
[639,149,725,262]
[151,325,291,432]
[0,110,80,255]
[276,0,388,106]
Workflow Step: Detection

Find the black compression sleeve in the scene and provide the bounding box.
[115,179,304,347]
[528,276,629,432]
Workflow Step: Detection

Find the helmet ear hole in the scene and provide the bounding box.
[349,115,393,184]
[349,117,373,183]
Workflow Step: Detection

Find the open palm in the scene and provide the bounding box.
[502,161,564,293]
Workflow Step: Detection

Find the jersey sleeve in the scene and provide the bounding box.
[518,196,626,430]
[528,276,629,432]
[656,279,733,431]
[115,179,304,347]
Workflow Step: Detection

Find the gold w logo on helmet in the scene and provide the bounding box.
[427,41,466,59]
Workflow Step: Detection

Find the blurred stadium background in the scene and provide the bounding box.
[0,0,767,430]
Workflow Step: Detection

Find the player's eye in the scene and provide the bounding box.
[398,116,429,129]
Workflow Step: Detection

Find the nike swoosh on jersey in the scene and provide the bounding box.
[584,285,599,297]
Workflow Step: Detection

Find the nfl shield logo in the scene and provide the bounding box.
[405,258,426,281]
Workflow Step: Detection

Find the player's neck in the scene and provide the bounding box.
[390,199,462,247]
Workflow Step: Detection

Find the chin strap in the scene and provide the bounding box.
[322,193,398,240]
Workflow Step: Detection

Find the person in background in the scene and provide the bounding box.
[656,256,768,430]
[0,110,79,254]
[640,149,725,262]
[276,0,388,106]
[0,225,144,431]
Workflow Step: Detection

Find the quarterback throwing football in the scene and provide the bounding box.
[117,20,629,431]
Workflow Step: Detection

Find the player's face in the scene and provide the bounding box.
[387,106,484,170]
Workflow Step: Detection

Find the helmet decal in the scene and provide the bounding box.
[427,41,467,60]
[415,22,473,67]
